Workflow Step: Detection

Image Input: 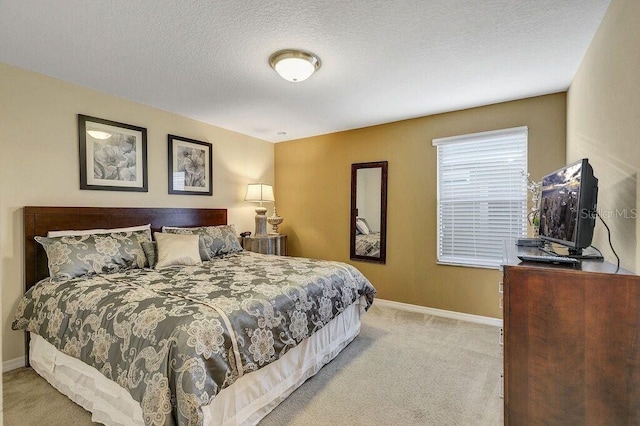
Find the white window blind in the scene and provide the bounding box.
[433,127,528,268]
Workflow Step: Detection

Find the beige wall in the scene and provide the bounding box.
[0,63,274,362]
[275,93,566,318]
[567,0,640,272]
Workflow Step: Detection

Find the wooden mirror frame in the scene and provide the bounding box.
[350,161,388,264]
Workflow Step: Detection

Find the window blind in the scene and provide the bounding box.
[433,127,528,268]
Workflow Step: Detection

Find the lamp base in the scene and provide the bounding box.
[254,206,268,236]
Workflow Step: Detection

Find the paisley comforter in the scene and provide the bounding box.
[13,251,376,426]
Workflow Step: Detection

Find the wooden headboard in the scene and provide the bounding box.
[24,206,228,292]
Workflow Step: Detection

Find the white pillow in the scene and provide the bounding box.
[154,232,202,269]
[48,224,151,237]
[162,224,243,256]
[356,218,370,235]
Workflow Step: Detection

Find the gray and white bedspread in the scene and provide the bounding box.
[355,233,381,257]
[13,252,376,426]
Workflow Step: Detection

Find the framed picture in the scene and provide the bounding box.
[78,114,148,192]
[168,134,213,195]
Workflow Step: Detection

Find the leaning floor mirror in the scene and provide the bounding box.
[350,161,388,263]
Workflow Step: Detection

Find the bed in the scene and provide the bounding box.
[13,206,376,426]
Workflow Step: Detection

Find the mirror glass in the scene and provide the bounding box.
[350,161,388,263]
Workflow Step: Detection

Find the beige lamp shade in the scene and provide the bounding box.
[244,183,275,204]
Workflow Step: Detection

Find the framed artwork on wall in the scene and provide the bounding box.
[168,134,213,195]
[78,114,148,192]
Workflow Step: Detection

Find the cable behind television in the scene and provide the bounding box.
[596,212,620,273]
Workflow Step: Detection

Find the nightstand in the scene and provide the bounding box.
[241,235,287,256]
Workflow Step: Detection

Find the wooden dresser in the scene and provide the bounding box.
[502,243,640,425]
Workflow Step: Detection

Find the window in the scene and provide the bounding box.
[433,127,528,268]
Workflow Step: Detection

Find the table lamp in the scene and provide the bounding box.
[244,183,274,236]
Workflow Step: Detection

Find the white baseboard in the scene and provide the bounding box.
[3,356,26,373]
[374,298,503,327]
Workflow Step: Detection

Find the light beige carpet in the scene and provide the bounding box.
[3,304,503,425]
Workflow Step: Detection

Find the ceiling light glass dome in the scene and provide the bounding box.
[269,49,321,83]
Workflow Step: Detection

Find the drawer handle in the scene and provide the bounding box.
[499,328,504,346]
[499,295,503,309]
[499,374,504,398]
[498,281,503,294]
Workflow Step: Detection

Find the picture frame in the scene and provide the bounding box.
[168,134,213,195]
[78,114,148,192]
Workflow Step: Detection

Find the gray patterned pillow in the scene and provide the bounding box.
[162,224,243,258]
[35,230,150,281]
[141,241,158,268]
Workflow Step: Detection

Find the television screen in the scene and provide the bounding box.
[538,159,598,253]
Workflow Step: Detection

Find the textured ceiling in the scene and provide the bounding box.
[0,1,610,142]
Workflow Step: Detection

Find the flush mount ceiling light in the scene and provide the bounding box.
[269,49,321,82]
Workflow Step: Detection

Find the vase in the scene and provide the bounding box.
[267,207,284,235]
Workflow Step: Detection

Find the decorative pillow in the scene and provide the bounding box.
[142,239,210,268]
[162,224,243,258]
[48,224,152,240]
[356,218,370,235]
[141,241,158,268]
[142,236,211,262]
[35,229,149,281]
[154,233,202,269]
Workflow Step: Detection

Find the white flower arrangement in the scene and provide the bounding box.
[523,172,542,234]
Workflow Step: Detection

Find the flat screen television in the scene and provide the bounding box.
[538,158,598,255]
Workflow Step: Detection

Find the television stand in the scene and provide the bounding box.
[503,242,639,424]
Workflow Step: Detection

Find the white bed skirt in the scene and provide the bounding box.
[30,297,366,425]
